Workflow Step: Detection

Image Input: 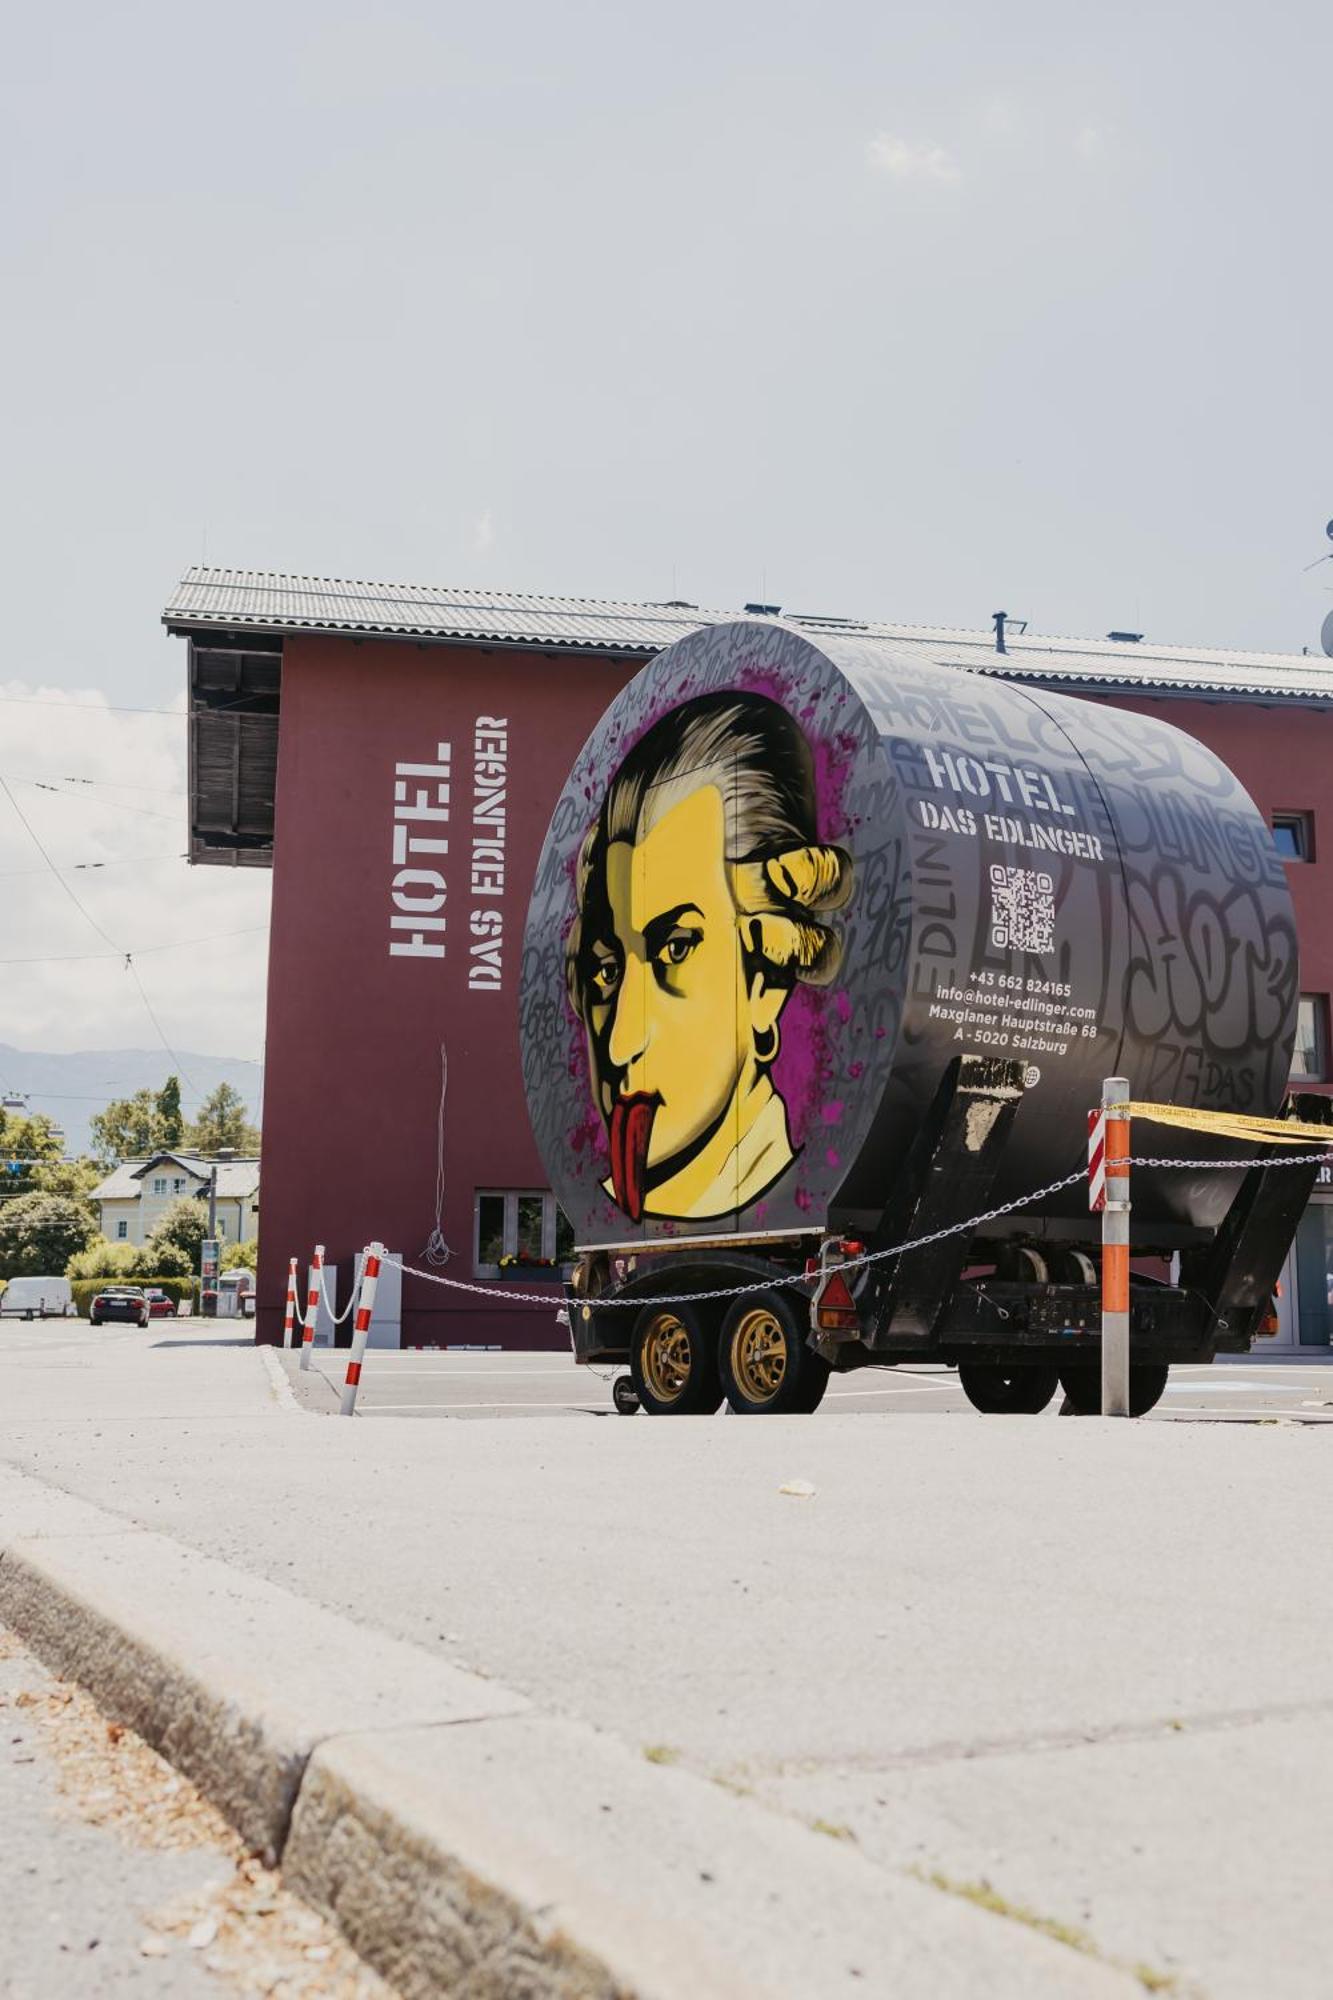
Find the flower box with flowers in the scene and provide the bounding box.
[496,1255,561,1285]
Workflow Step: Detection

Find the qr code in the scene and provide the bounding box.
[989,865,1055,954]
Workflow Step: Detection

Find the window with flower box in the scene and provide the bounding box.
[473,1190,575,1279]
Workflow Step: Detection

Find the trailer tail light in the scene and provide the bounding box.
[840,1239,864,1257]
[815,1270,859,1334]
[1256,1305,1280,1339]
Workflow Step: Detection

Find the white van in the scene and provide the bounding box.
[0,1276,77,1320]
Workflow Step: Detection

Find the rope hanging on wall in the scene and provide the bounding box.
[421,1041,453,1266]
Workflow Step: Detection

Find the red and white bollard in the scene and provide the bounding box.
[282,1258,299,1351]
[340,1243,384,1416]
[1099,1078,1131,1417]
[300,1245,325,1372]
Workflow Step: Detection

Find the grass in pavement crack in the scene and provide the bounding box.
[914,1869,1183,1994]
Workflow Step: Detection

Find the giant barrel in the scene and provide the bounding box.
[520,621,1297,1249]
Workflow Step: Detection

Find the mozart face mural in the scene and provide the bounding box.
[522,618,1297,1255]
[564,694,853,1223]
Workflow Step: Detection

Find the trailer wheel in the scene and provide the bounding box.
[629,1301,722,1415]
[1058,1359,1170,1417]
[718,1291,830,1415]
[957,1358,1060,1414]
[612,1375,641,1416]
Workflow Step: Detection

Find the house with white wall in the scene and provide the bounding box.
[92,1152,260,1248]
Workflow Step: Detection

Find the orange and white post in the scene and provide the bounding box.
[282,1257,299,1350]
[1100,1077,1131,1417]
[340,1243,383,1416]
[299,1245,325,1373]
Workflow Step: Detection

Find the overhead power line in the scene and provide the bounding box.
[0,689,274,720]
[4,774,188,799]
[0,777,236,1087]
[0,778,121,952]
[0,924,268,967]
[12,779,182,822]
[0,851,185,880]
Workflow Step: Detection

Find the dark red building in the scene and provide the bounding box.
[166,570,1333,1354]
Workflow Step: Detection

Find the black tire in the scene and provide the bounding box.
[1059,1359,1169,1417]
[611,1374,641,1416]
[958,1358,1060,1414]
[718,1289,830,1415]
[629,1299,722,1415]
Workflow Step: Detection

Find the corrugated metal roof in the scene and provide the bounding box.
[790,614,1333,703]
[163,566,1333,702]
[164,567,716,655]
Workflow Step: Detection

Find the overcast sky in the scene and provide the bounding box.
[1,0,1330,1070]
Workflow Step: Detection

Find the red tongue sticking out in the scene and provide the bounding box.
[610,1096,656,1222]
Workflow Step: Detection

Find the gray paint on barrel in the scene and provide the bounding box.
[520,621,1296,1249]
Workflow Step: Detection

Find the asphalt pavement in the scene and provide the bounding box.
[283,1338,1333,1422]
[3,1319,1333,1997]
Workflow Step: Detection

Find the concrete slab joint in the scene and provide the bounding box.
[0,1461,1137,1999]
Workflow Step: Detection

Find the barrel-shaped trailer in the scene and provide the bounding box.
[520,621,1320,1415]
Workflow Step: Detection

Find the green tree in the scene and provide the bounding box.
[31,1155,101,1204]
[143,1239,193,1279]
[0,1111,64,1197]
[0,1193,96,1279]
[68,1236,144,1282]
[156,1075,184,1148]
[221,1236,258,1273]
[186,1083,260,1156]
[146,1193,210,1270]
[89,1089,169,1166]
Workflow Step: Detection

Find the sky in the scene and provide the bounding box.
[1,0,1330,1072]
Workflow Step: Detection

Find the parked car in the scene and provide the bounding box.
[90,1285,150,1328]
[0,1276,77,1320]
[142,1287,177,1320]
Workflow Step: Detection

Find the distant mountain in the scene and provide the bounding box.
[0,1045,264,1157]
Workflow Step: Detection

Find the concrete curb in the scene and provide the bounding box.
[259,1342,304,1412]
[0,1464,1137,1998]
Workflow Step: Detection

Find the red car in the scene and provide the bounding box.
[143,1288,177,1320]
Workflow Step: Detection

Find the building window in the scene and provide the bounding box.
[152,1176,167,1195]
[217,1219,227,1238]
[172,1177,186,1194]
[116,1219,128,1240]
[1291,995,1329,1082]
[474,1190,575,1277]
[1272,812,1314,862]
[1293,1208,1333,1347]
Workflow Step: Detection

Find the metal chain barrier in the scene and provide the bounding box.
[376,1144,1333,1314]
[388,1167,1090,1309]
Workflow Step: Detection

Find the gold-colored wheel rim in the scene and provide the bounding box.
[730,1308,787,1404]
[640,1312,693,1403]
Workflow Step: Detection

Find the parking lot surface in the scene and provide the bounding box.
[284,1342,1333,1422]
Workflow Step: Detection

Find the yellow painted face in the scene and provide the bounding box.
[588,784,752,1179]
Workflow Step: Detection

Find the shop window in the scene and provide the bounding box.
[1293,1208,1333,1346]
[1291,996,1329,1083]
[116,1219,128,1240]
[474,1190,575,1277]
[1272,812,1314,862]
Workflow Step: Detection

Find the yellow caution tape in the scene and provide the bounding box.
[1118,1101,1333,1146]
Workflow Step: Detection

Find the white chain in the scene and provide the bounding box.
[377,1146,1330,1313]
[319,1264,362,1326]
[386,1167,1088,1309]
